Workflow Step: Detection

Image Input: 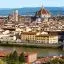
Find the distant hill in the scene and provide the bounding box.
[0,7,64,16]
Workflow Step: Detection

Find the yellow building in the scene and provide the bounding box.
[36,34,49,43]
[49,32,58,44]
[21,31,59,44]
[21,32,36,41]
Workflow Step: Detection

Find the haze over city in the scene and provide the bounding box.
[0,0,64,8]
[0,0,64,64]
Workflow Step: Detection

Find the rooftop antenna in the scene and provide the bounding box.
[41,3,44,16]
[41,3,44,10]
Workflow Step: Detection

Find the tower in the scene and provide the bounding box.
[15,10,19,22]
[41,3,44,16]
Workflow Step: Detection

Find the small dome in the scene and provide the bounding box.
[41,32,48,35]
[36,32,40,35]
[26,27,32,32]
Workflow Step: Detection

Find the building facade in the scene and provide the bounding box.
[21,32,36,42]
[21,31,59,44]
[49,32,58,44]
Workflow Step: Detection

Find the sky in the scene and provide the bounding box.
[0,0,64,8]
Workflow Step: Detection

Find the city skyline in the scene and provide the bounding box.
[0,0,63,8]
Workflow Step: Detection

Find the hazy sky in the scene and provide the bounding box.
[0,0,63,8]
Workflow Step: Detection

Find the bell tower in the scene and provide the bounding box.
[15,10,19,22]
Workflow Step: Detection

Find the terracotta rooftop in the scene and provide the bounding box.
[0,51,9,57]
[36,57,50,63]
[21,32,36,35]
[36,34,49,37]
[41,9,49,14]
[37,8,50,16]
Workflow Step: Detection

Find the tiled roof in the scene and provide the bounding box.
[37,8,50,15]
[36,34,49,37]
[0,51,8,57]
[21,32,36,35]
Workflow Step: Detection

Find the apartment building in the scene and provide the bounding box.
[21,32,36,42]
[21,31,59,44]
[49,32,58,44]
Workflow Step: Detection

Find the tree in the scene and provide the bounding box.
[12,51,18,61]
[48,58,64,64]
[6,51,26,64]
[0,59,6,64]
[19,52,25,63]
[0,41,1,43]
[6,53,13,64]
[6,51,19,64]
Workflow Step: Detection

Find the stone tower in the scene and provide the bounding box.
[15,10,19,22]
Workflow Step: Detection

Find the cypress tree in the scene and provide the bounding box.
[19,52,25,63]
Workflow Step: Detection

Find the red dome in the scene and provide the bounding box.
[36,8,50,16]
